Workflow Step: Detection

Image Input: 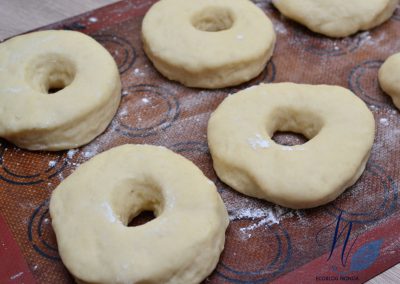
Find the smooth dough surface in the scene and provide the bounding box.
[379,52,400,109]
[272,0,398,37]
[50,144,229,284]
[208,83,375,209]
[142,0,276,88]
[0,30,121,150]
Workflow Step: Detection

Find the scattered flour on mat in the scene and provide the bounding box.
[358,31,372,44]
[119,105,129,117]
[333,42,339,51]
[227,199,297,239]
[228,203,292,223]
[222,188,303,239]
[219,176,314,238]
[379,117,389,126]
[369,105,379,111]
[83,144,101,159]
[79,115,120,160]
[10,272,23,280]
[67,149,78,159]
[357,30,390,51]
[133,68,145,76]
[48,160,56,167]
[274,21,287,35]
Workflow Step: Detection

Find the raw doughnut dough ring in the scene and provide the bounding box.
[50,144,229,284]
[208,83,375,209]
[142,0,276,89]
[272,0,398,37]
[379,52,400,109]
[0,30,121,151]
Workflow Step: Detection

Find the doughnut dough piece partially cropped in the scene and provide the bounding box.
[142,0,276,89]
[0,30,121,151]
[379,52,400,109]
[50,144,229,284]
[208,83,375,209]
[272,0,398,37]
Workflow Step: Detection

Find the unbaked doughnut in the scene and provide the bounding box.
[50,144,229,284]
[142,0,276,89]
[208,83,375,209]
[272,0,398,37]
[0,30,121,151]
[379,52,400,109]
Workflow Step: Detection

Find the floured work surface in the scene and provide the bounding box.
[0,0,399,283]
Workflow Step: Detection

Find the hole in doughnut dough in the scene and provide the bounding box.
[111,181,163,228]
[269,108,323,146]
[192,7,234,32]
[47,87,64,94]
[272,131,309,146]
[26,54,76,94]
[127,210,156,227]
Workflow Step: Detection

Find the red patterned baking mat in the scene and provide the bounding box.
[0,0,399,283]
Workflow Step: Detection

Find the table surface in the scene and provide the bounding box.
[0,0,398,283]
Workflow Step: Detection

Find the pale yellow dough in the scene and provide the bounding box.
[142,0,276,89]
[208,83,375,209]
[50,144,229,284]
[272,0,398,37]
[379,52,400,109]
[0,30,121,150]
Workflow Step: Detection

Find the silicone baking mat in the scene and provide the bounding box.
[0,0,399,283]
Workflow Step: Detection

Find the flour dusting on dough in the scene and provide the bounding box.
[4,87,25,94]
[282,145,305,151]
[236,34,244,40]
[248,133,270,149]
[101,202,120,224]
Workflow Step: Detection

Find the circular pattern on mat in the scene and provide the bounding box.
[348,60,392,107]
[170,141,209,155]
[115,84,180,138]
[327,163,398,223]
[294,28,362,56]
[0,142,68,186]
[62,21,86,31]
[28,200,60,261]
[216,220,291,283]
[93,34,136,74]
